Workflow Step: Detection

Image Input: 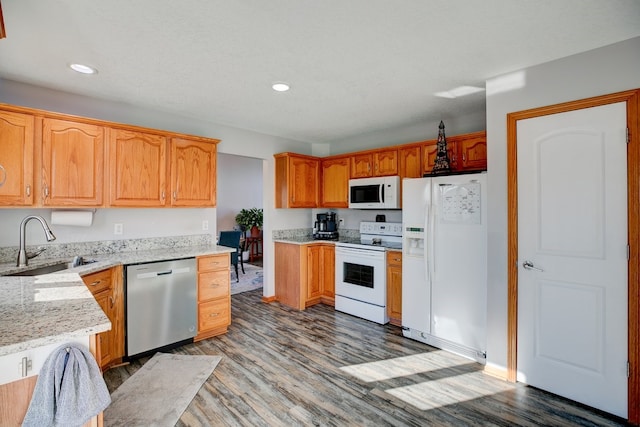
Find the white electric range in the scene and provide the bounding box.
[334,222,402,324]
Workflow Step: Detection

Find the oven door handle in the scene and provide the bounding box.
[335,247,384,259]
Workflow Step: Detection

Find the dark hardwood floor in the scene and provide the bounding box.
[104,290,628,426]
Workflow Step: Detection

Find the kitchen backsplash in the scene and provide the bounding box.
[272,228,360,240]
[0,234,214,264]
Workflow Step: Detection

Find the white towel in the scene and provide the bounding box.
[22,343,111,427]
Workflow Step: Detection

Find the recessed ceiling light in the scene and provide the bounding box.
[435,85,484,99]
[272,82,290,92]
[69,63,97,74]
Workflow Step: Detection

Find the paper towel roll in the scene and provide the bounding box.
[51,210,94,227]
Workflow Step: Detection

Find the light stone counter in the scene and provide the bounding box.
[0,244,234,357]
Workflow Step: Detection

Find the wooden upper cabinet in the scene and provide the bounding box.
[0,110,34,206]
[170,138,217,207]
[399,145,422,180]
[421,139,457,175]
[41,118,105,206]
[456,132,487,171]
[275,153,319,208]
[109,129,167,207]
[350,153,373,178]
[351,149,398,178]
[373,149,398,176]
[320,157,350,208]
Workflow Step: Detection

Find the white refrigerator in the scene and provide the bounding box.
[402,172,487,363]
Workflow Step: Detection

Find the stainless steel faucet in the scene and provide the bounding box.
[17,215,57,267]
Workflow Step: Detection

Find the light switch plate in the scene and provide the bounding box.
[114,223,123,235]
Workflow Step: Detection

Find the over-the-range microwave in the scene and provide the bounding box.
[348,176,400,209]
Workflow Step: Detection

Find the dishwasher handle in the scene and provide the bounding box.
[156,270,173,276]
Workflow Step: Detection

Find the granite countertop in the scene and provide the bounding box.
[0,244,234,356]
[274,236,403,251]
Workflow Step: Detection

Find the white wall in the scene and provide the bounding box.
[216,153,263,233]
[484,36,640,372]
[328,109,486,155]
[0,78,315,297]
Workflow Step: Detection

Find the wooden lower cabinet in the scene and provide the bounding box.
[194,254,231,341]
[0,335,101,427]
[386,250,402,326]
[82,266,124,371]
[275,242,335,310]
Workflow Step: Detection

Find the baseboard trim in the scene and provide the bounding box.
[261,295,277,303]
[483,363,509,381]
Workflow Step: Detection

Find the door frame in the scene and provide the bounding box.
[506,89,640,422]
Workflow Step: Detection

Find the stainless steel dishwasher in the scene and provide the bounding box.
[126,258,197,357]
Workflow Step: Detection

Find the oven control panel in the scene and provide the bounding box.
[359,221,402,236]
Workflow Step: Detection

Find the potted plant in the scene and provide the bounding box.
[235,208,263,237]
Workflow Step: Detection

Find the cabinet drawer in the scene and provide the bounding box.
[82,269,112,295]
[198,270,230,301]
[387,251,402,267]
[198,299,230,331]
[197,254,229,272]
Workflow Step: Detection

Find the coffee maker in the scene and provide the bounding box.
[313,212,339,240]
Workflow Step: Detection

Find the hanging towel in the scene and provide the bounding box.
[22,343,111,427]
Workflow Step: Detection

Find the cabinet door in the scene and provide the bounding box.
[109,129,167,206]
[386,252,403,326]
[457,135,487,171]
[92,290,114,368]
[320,157,349,208]
[321,245,335,299]
[399,146,422,180]
[421,140,456,175]
[170,138,216,207]
[0,110,34,206]
[373,149,398,176]
[289,156,319,208]
[351,153,372,178]
[41,118,105,206]
[306,245,322,301]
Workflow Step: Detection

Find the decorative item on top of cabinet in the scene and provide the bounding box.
[195,253,231,341]
[41,118,105,206]
[109,129,168,207]
[386,250,402,326]
[170,137,217,207]
[0,110,34,206]
[320,156,350,208]
[274,152,319,208]
[82,265,124,370]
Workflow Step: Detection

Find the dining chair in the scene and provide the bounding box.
[218,231,244,282]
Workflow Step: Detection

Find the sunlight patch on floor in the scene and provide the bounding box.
[340,350,468,383]
[385,371,517,411]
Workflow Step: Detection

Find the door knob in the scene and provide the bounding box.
[522,260,544,272]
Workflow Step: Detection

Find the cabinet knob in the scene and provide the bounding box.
[109,296,115,308]
[43,186,49,198]
[25,184,30,197]
[0,164,6,186]
[173,191,177,200]
[89,280,101,286]
[209,312,220,317]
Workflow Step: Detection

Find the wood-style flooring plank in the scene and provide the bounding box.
[104,289,627,426]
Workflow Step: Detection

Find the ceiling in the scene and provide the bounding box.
[0,1,639,145]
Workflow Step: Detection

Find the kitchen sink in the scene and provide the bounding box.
[6,262,71,276]
[5,257,98,276]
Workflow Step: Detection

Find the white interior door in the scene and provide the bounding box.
[516,102,628,417]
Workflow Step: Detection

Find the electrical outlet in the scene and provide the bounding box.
[114,223,123,235]
[202,220,209,231]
